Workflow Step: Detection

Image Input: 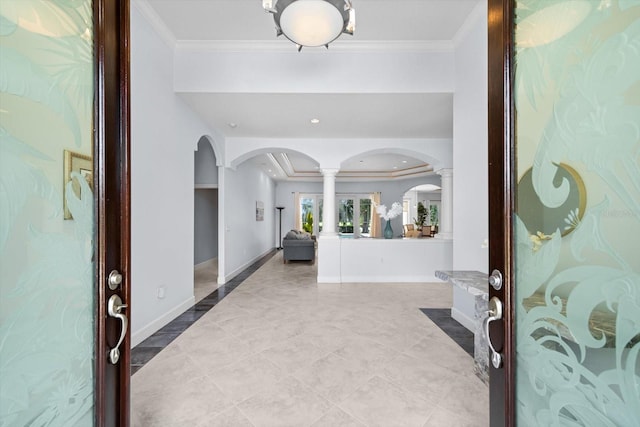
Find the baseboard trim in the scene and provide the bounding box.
[221,248,272,284]
[451,307,475,332]
[317,275,342,283]
[194,257,217,271]
[131,296,195,347]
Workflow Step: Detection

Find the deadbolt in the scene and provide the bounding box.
[488,269,503,291]
[108,270,122,290]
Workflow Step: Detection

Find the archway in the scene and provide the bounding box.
[193,136,220,301]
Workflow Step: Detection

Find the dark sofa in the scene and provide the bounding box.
[282,230,315,263]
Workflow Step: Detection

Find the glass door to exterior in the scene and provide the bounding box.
[488,1,640,425]
[338,198,355,235]
[0,0,130,425]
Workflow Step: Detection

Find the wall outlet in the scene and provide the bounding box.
[157,286,166,299]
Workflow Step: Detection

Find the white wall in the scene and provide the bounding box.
[194,189,218,264]
[221,161,276,282]
[451,2,488,329]
[175,48,455,94]
[130,4,217,346]
[453,2,488,272]
[195,136,218,185]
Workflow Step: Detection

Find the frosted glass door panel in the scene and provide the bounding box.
[513,1,639,425]
[0,0,96,425]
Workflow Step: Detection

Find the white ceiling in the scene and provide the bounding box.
[143,0,481,178]
[146,0,480,42]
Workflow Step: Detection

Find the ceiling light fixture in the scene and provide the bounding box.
[310,118,320,124]
[263,0,355,51]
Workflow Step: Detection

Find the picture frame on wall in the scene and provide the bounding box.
[256,200,264,221]
[63,150,93,220]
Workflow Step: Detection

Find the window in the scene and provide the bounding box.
[298,193,373,237]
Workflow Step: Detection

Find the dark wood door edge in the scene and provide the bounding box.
[94,0,131,425]
[487,0,516,425]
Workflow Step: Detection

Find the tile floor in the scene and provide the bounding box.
[194,258,220,303]
[132,251,489,426]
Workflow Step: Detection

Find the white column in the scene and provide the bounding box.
[320,168,339,237]
[436,168,453,239]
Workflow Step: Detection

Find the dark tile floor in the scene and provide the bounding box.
[131,250,277,375]
[420,308,474,357]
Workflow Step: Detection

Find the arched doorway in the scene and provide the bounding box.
[194,136,219,301]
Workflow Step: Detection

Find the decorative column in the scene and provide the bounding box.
[436,168,453,239]
[320,168,339,237]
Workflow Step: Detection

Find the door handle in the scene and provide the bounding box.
[107,294,128,364]
[484,296,504,369]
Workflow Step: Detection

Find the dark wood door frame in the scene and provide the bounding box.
[487,0,515,425]
[94,0,131,425]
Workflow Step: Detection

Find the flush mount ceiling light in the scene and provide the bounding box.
[263,0,355,51]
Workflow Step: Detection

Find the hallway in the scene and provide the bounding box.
[132,252,488,426]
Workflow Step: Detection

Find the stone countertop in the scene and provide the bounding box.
[435,270,488,299]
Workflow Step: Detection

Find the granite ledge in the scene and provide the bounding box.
[435,270,489,299]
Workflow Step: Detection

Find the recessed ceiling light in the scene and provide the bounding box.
[393,166,398,169]
[268,169,272,172]
[402,160,408,163]
[228,122,238,129]
[310,118,320,124]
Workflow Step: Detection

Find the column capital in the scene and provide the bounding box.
[320,168,340,177]
[436,168,453,178]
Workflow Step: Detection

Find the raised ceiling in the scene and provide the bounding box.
[142,0,481,179]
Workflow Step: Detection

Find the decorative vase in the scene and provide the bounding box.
[384,220,393,239]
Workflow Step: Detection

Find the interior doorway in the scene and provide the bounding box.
[194,136,220,302]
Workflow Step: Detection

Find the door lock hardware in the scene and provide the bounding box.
[107,294,128,364]
[488,269,503,291]
[484,296,504,369]
[108,270,123,290]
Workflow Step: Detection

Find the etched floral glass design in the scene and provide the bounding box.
[514,1,640,425]
[0,0,95,425]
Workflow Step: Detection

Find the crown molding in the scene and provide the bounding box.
[132,0,177,50]
[175,39,455,54]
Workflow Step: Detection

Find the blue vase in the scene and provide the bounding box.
[384,220,393,239]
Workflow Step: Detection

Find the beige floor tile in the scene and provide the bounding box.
[293,352,375,404]
[310,406,366,427]
[379,352,458,404]
[132,375,233,427]
[187,335,256,371]
[404,335,475,373]
[260,334,329,371]
[199,407,256,427]
[132,253,489,426]
[339,376,436,427]
[194,259,219,303]
[132,351,203,397]
[209,353,286,404]
[331,334,400,372]
[423,406,486,427]
[237,376,332,427]
[437,372,489,422]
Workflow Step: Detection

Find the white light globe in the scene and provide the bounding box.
[280,0,344,47]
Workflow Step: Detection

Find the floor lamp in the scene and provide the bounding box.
[276,207,284,250]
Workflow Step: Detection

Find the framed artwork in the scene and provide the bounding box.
[256,200,264,221]
[63,150,93,220]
